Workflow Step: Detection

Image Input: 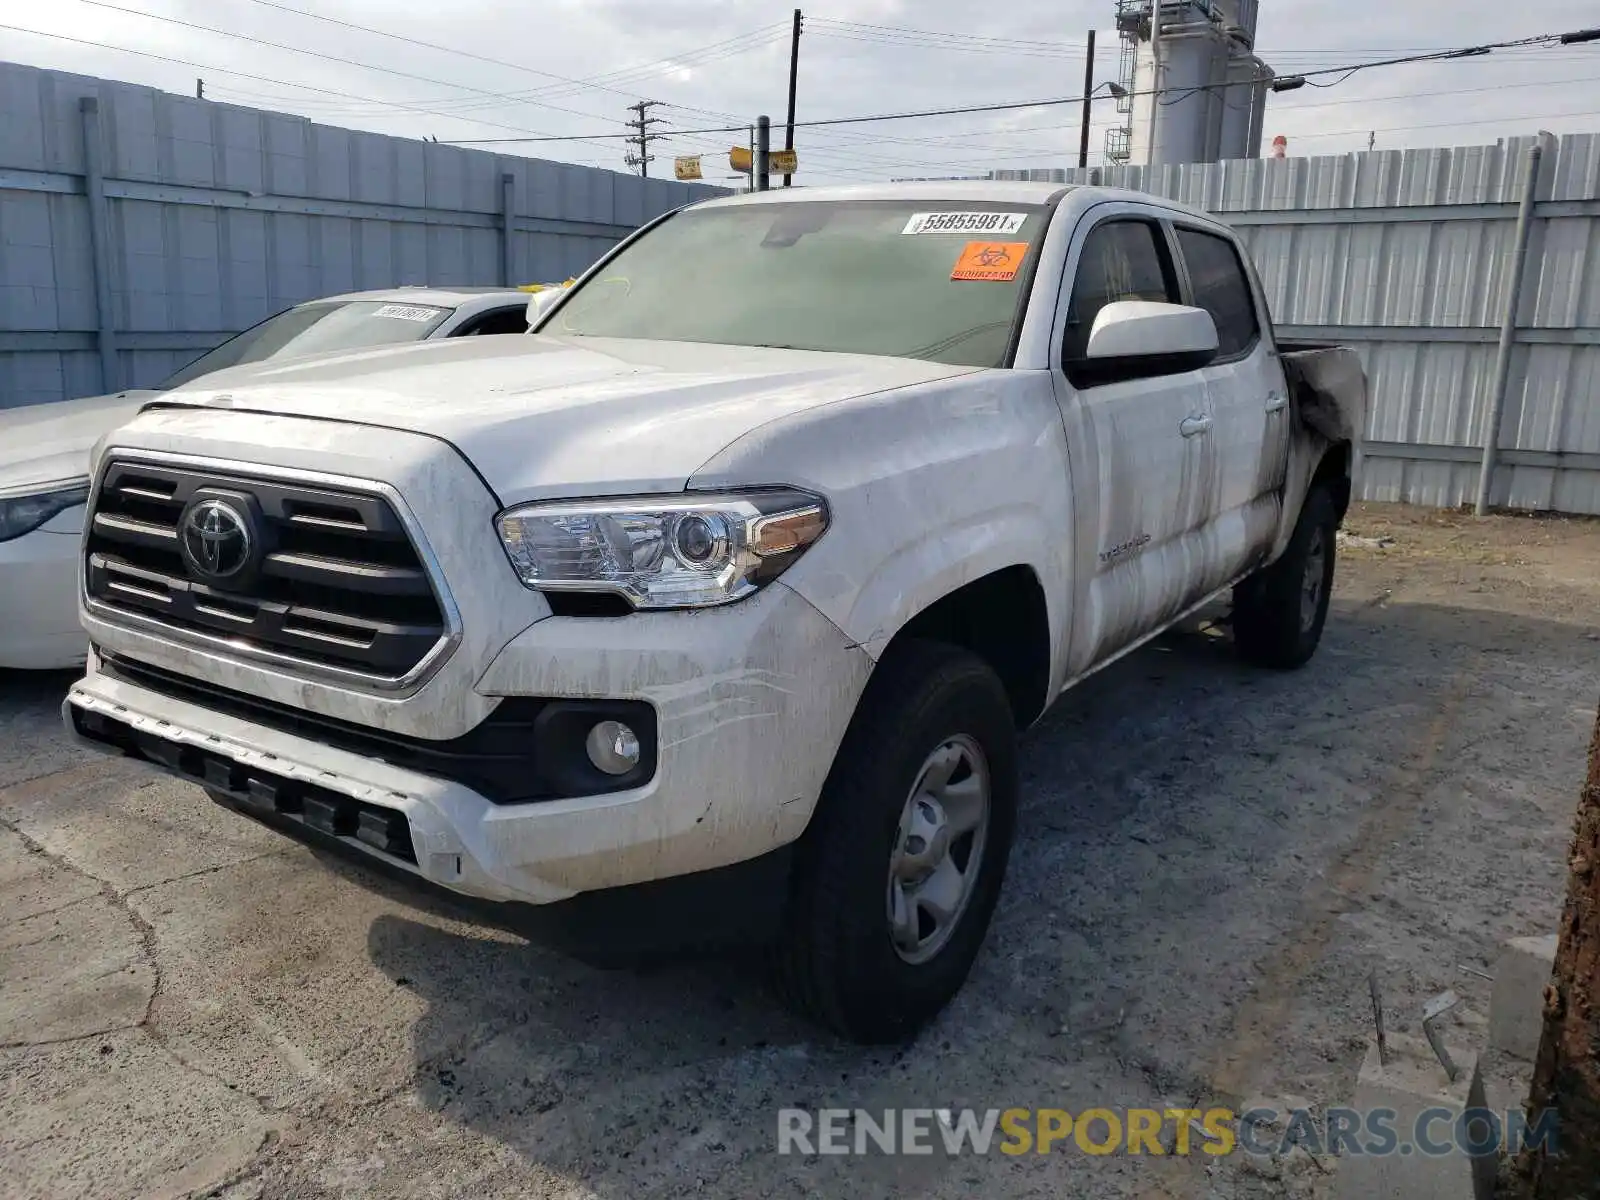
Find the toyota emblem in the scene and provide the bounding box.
[180,498,254,581]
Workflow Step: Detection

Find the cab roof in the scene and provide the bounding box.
[693,181,1072,208]
[308,286,529,308]
[689,181,1221,227]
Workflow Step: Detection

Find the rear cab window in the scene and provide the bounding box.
[1174,227,1260,359]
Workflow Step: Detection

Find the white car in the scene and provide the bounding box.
[66,183,1364,1040]
[0,287,532,669]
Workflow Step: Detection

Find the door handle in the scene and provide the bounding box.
[1265,391,1287,413]
[1179,415,1213,438]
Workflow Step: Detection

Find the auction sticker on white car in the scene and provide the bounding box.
[373,304,443,322]
[901,211,1029,236]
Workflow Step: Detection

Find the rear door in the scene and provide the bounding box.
[1050,206,1221,678]
[1171,223,1288,591]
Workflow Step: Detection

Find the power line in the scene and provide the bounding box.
[807,29,1089,61]
[0,21,635,146]
[1253,34,1582,97]
[374,25,790,115]
[230,0,785,108]
[171,0,787,123]
[1273,106,1600,142]
[200,62,1093,161]
[442,27,1600,146]
[808,17,1087,53]
[77,0,622,129]
[23,11,1593,180]
[515,28,791,102]
[817,72,1600,151]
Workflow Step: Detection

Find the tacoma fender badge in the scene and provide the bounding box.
[1099,533,1152,565]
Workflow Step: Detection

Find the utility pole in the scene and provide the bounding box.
[755,115,771,192]
[1144,0,1163,166]
[1522,708,1600,1198]
[782,9,803,187]
[624,100,664,178]
[1078,29,1096,170]
[195,78,204,100]
[747,124,755,193]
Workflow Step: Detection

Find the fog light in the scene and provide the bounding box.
[585,720,642,775]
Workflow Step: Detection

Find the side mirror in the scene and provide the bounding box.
[524,288,564,329]
[1073,301,1219,385]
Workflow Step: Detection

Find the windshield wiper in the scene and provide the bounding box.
[900,321,1011,361]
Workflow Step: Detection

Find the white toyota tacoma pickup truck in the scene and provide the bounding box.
[65,183,1364,1043]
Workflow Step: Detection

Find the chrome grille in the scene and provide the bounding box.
[85,460,449,680]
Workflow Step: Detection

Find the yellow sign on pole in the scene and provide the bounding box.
[729,145,753,174]
[769,148,798,175]
[674,155,703,181]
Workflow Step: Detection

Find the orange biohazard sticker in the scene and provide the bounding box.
[951,240,1028,281]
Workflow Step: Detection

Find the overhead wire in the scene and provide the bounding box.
[516,30,790,102]
[442,28,1599,146]
[806,30,1088,61]
[865,73,1600,143]
[233,0,787,108]
[76,0,630,128]
[809,17,1087,52]
[1274,106,1600,141]
[15,8,1597,179]
[0,21,635,146]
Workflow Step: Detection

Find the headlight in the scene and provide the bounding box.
[497,490,828,610]
[0,482,91,543]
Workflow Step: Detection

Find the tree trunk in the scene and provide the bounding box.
[1526,705,1600,1199]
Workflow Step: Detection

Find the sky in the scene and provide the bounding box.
[2,0,1598,186]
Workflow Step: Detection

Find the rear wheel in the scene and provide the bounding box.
[771,641,1018,1044]
[1233,484,1339,669]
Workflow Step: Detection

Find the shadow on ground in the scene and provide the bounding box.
[337,596,1594,1193]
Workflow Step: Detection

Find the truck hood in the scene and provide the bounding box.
[153,335,980,503]
[0,391,159,493]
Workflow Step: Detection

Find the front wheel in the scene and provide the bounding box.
[1232,484,1339,669]
[771,641,1018,1044]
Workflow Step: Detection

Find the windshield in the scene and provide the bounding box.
[550,201,1050,368]
[159,300,453,389]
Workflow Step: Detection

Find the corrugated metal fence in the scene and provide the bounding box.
[1064,135,1600,514]
[0,61,723,409]
[4,59,1598,512]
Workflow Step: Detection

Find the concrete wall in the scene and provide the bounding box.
[1066,133,1600,513]
[0,61,724,408]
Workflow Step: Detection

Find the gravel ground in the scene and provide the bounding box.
[2,502,1597,1200]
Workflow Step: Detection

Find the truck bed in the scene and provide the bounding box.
[1278,341,1366,446]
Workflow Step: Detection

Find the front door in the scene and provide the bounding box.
[1050,210,1222,678]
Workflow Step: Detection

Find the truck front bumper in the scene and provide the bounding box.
[65,581,873,907]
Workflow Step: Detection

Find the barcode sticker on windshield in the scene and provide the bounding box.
[902,211,1028,236]
[372,304,440,322]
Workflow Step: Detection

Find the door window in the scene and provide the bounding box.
[1062,219,1177,366]
[455,307,530,336]
[1175,227,1259,359]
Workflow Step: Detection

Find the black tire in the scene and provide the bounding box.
[1232,484,1339,669]
[771,640,1018,1044]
